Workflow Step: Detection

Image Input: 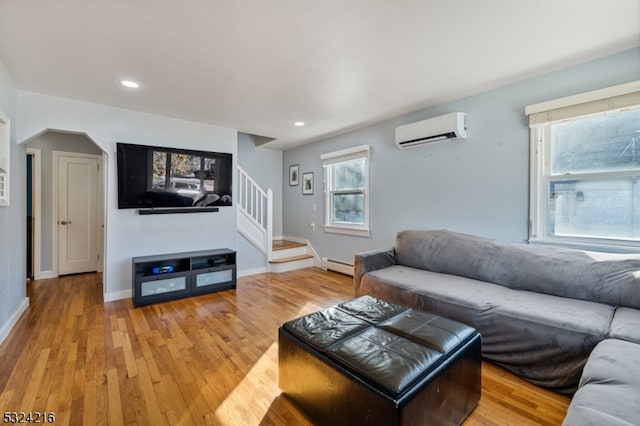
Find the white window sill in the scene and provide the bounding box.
[529,237,640,254]
[323,224,370,238]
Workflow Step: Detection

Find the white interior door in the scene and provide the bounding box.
[58,154,98,275]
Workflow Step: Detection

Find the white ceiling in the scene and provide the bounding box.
[0,1,638,150]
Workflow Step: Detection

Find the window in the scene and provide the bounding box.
[527,82,640,250]
[321,145,370,237]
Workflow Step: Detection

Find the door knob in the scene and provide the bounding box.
[60,220,72,225]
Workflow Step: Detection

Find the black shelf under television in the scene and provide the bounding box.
[132,248,236,307]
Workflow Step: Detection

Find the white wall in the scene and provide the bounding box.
[17,91,239,301]
[0,59,28,343]
[282,48,640,264]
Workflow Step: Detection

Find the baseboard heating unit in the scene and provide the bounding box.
[320,258,354,276]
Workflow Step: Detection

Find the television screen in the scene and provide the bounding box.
[117,142,232,210]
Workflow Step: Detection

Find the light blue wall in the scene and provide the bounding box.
[237,132,283,273]
[0,58,27,342]
[282,48,640,264]
[237,133,283,236]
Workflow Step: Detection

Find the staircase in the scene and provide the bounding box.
[269,239,315,273]
[237,166,316,272]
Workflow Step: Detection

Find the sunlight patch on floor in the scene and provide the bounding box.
[213,302,321,425]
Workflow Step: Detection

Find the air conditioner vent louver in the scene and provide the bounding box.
[0,170,6,205]
[395,112,467,149]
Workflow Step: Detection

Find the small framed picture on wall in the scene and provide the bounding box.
[289,164,299,186]
[302,172,313,195]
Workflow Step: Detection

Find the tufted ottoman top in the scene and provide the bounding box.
[282,295,478,398]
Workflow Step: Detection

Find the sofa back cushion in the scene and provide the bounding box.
[395,229,640,309]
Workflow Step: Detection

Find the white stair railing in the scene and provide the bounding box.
[237,166,273,260]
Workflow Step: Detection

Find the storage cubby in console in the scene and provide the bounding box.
[132,248,236,307]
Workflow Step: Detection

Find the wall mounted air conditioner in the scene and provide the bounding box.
[395,112,467,149]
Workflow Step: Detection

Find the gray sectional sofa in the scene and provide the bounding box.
[354,229,640,425]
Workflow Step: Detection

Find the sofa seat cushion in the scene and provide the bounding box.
[361,266,614,336]
[359,265,614,393]
[609,307,640,344]
[563,339,640,425]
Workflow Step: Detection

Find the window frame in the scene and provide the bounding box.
[321,145,371,237]
[527,81,640,252]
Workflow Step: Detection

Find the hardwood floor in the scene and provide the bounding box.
[0,269,570,425]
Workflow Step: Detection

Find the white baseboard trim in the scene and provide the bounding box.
[38,270,56,280]
[238,267,268,277]
[104,289,132,302]
[321,257,355,276]
[0,297,30,345]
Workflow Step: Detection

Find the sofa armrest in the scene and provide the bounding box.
[353,247,397,293]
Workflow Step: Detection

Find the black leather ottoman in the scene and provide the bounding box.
[279,295,481,426]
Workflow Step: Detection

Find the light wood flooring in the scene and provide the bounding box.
[0,268,570,425]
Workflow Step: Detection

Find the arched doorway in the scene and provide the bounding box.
[25,130,106,279]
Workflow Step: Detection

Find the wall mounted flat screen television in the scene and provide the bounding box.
[117,142,232,212]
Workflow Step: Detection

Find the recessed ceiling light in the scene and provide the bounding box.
[293,121,305,127]
[120,79,140,89]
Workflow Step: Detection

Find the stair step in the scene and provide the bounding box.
[269,254,314,264]
[272,240,306,251]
